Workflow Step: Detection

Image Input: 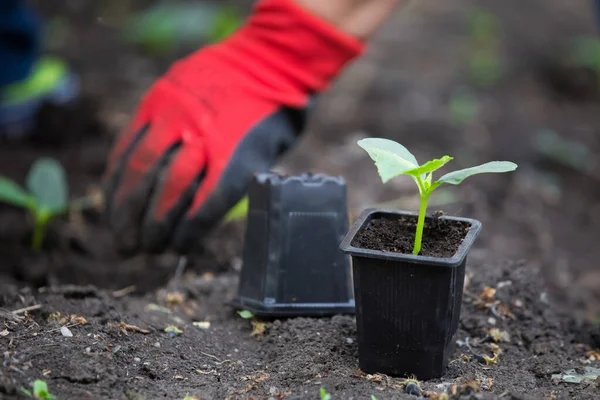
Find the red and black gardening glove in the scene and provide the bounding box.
[103,0,364,255]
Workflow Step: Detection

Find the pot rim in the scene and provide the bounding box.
[340,208,482,267]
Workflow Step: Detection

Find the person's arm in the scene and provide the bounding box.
[294,0,404,40]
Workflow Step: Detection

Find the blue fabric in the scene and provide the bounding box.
[595,0,600,31]
[0,0,41,86]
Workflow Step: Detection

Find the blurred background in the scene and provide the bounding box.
[0,0,599,322]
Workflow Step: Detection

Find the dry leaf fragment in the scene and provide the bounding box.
[479,287,496,303]
[495,303,516,320]
[70,315,88,325]
[0,329,9,337]
[250,320,266,337]
[166,292,185,307]
[489,328,510,343]
[366,374,384,383]
[201,272,215,281]
[48,312,68,325]
[114,322,151,335]
[586,349,600,360]
[196,369,217,375]
[423,392,449,400]
[483,353,499,366]
[483,378,494,391]
[48,312,88,326]
[242,372,270,383]
[193,321,211,330]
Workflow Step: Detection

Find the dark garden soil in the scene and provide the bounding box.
[2,0,600,399]
[351,215,471,258]
[1,256,599,399]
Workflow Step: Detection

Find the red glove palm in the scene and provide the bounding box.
[103,0,364,255]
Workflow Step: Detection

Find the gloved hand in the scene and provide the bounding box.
[103,0,364,255]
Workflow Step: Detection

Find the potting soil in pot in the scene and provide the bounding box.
[351,214,471,257]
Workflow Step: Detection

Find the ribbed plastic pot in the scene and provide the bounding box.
[340,208,482,380]
[230,172,355,317]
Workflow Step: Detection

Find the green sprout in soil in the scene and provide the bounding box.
[20,379,55,399]
[320,388,331,400]
[165,325,183,337]
[237,310,254,319]
[358,138,517,255]
[0,157,100,251]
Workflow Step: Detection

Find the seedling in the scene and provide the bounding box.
[165,325,183,337]
[237,310,254,319]
[0,157,100,251]
[20,379,55,399]
[320,388,331,400]
[358,138,517,255]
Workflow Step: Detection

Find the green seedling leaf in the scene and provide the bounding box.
[437,161,517,185]
[165,325,183,337]
[0,177,35,208]
[237,310,254,319]
[33,380,54,399]
[26,158,68,214]
[404,156,453,178]
[357,138,419,183]
[224,195,249,223]
[320,388,331,400]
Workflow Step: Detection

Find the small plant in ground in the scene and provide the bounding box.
[0,157,101,251]
[20,379,55,399]
[237,310,266,337]
[319,387,331,400]
[358,138,517,255]
[237,310,254,319]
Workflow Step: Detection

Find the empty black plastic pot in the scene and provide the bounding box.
[231,172,355,317]
[340,208,482,380]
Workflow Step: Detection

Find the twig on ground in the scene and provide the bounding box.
[12,304,42,314]
[112,285,137,298]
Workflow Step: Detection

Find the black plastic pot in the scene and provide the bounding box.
[340,208,482,380]
[230,172,355,317]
